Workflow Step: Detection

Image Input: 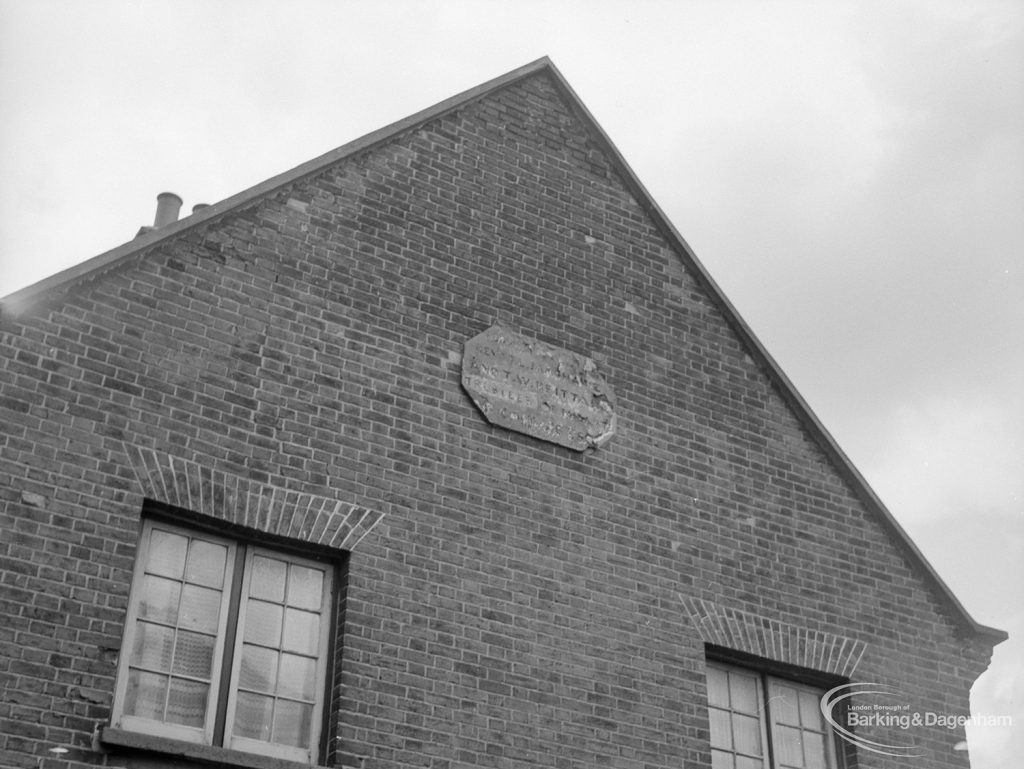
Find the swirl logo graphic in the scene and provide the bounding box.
[820,683,926,758]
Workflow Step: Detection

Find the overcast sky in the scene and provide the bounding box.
[1,1,1021,765]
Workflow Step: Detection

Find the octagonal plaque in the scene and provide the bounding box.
[461,325,616,451]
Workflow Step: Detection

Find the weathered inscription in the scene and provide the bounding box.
[461,325,616,451]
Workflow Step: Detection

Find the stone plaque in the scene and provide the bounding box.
[461,325,616,451]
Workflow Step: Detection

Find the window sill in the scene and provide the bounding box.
[100,727,329,769]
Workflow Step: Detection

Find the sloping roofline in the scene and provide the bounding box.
[1,57,1005,643]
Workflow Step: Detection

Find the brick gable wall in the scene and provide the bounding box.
[0,72,995,769]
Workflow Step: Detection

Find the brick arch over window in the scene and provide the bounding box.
[682,597,868,677]
[121,444,384,551]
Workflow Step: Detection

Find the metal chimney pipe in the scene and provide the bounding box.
[153,192,183,227]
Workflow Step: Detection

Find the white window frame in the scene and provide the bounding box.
[707,660,840,769]
[111,519,334,764]
[111,523,236,745]
[224,545,334,761]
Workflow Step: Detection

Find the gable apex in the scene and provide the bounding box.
[0,57,1004,644]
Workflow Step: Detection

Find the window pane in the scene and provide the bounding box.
[287,565,324,610]
[138,575,181,625]
[279,654,317,701]
[798,691,822,728]
[148,529,188,578]
[282,609,321,656]
[125,670,167,719]
[771,682,800,726]
[186,539,228,588]
[132,622,176,672]
[707,666,729,708]
[179,584,223,634]
[711,749,734,769]
[234,691,274,742]
[732,713,762,756]
[166,678,209,727]
[238,644,279,693]
[775,724,804,767]
[274,700,313,749]
[736,757,764,769]
[803,731,828,769]
[173,630,216,679]
[244,600,283,646]
[728,670,760,714]
[709,707,733,750]
[250,556,287,602]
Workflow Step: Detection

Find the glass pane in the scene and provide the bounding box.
[173,630,215,679]
[238,644,279,693]
[125,669,167,719]
[279,653,317,701]
[132,622,175,672]
[273,699,312,749]
[147,529,188,578]
[733,713,762,756]
[179,584,223,634]
[775,725,804,767]
[798,690,822,728]
[138,575,181,624]
[707,666,729,707]
[803,731,828,769]
[709,707,733,750]
[166,678,209,727]
[282,609,320,656]
[736,757,764,769]
[771,683,800,725]
[287,564,324,610]
[729,670,760,714]
[711,749,734,769]
[244,600,283,647]
[250,556,286,602]
[234,691,274,742]
[186,540,228,588]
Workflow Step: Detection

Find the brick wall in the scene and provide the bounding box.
[0,69,996,769]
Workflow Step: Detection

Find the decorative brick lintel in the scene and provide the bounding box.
[682,597,867,677]
[122,444,383,551]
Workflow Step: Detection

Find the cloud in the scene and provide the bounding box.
[862,395,1022,530]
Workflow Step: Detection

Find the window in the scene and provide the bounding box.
[111,519,335,764]
[707,661,839,769]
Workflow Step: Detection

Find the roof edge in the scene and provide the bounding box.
[539,62,1007,646]
[0,57,1006,645]
[1,57,556,317]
